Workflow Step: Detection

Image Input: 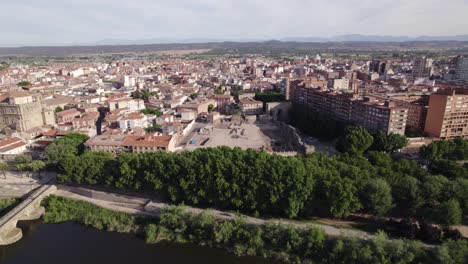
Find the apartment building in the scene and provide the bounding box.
[370,94,429,132]
[413,57,433,78]
[239,98,263,115]
[454,56,468,81]
[424,89,468,139]
[291,86,408,135]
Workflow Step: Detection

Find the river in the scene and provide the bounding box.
[0,221,277,264]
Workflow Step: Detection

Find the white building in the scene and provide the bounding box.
[333,78,350,90]
[119,112,148,131]
[0,137,27,156]
[108,97,145,112]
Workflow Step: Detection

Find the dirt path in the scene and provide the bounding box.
[55,185,374,241]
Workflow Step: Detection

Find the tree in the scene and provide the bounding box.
[16,81,32,87]
[140,108,162,117]
[392,176,423,215]
[145,124,162,132]
[45,133,89,163]
[420,138,468,161]
[338,126,374,154]
[208,104,214,113]
[371,132,408,153]
[438,199,462,227]
[254,91,285,102]
[0,161,7,179]
[428,159,467,180]
[30,160,46,178]
[54,106,64,113]
[190,93,199,100]
[360,178,394,216]
[14,154,32,164]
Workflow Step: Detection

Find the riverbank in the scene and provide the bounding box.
[41,196,467,264]
[55,185,374,240]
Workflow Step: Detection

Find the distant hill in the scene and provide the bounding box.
[2,39,468,56]
[281,34,468,42]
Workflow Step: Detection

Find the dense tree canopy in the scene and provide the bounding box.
[360,178,394,216]
[55,145,467,224]
[420,138,468,161]
[254,91,285,102]
[338,126,374,154]
[45,133,90,163]
[371,132,408,153]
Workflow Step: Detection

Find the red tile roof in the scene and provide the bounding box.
[123,135,172,148]
[0,137,24,148]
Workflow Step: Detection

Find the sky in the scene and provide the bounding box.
[2,0,468,46]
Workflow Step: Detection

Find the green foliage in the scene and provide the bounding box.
[30,160,46,174]
[214,88,224,94]
[208,104,214,113]
[420,138,468,180]
[371,132,408,153]
[14,154,32,164]
[254,91,285,102]
[131,90,158,101]
[44,197,443,264]
[140,108,162,116]
[0,161,7,176]
[338,126,374,154]
[436,240,468,264]
[45,133,90,163]
[55,145,468,222]
[54,106,64,113]
[145,124,162,132]
[190,93,199,99]
[438,199,462,227]
[0,198,19,216]
[420,138,468,161]
[58,147,315,218]
[42,196,139,233]
[428,159,467,180]
[16,81,32,86]
[145,224,159,243]
[360,178,394,216]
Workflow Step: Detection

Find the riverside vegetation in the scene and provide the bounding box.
[0,198,20,216]
[42,196,468,264]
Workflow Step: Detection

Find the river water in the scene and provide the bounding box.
[0,221,277,264]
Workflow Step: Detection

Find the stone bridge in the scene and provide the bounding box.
[0,184,57,245]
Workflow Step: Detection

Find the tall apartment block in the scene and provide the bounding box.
[413,57,433,78]
[291,86,408,135]
[424,89,468,139]
[454,56,468,81]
